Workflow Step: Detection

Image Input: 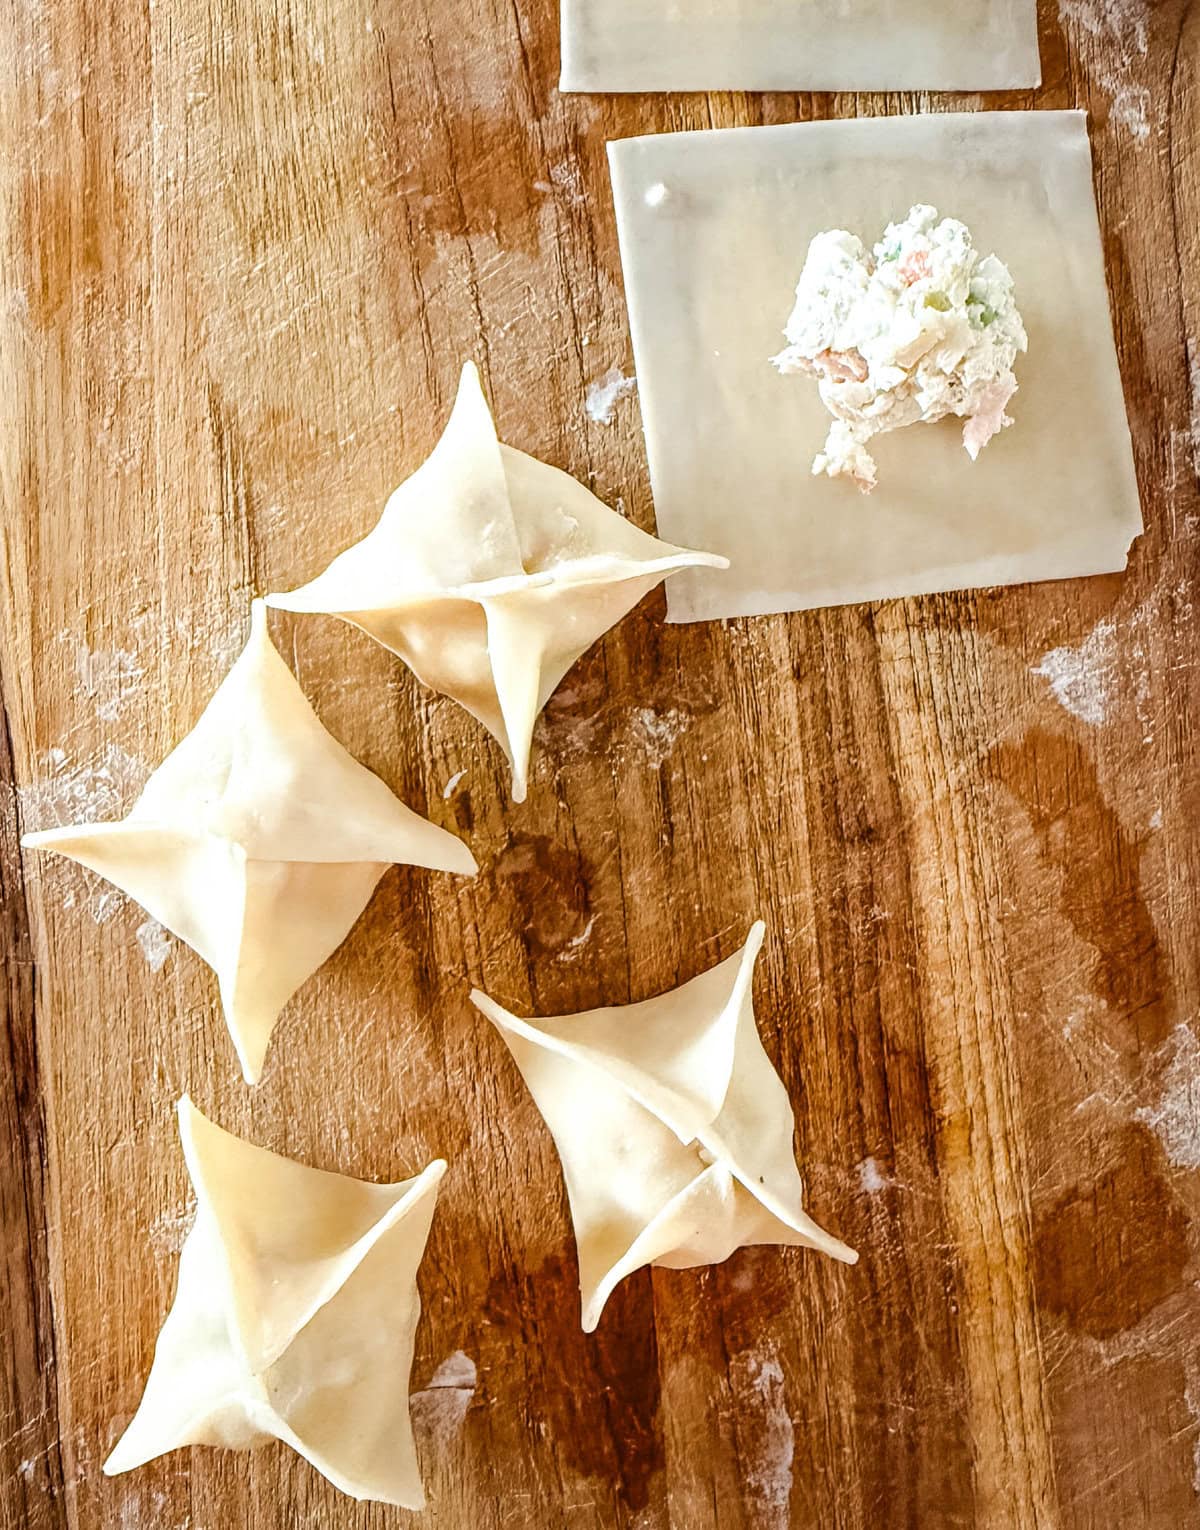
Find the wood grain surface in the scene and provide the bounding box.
[2,0,1199,1525]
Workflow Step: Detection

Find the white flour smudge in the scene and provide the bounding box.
[1186,1360,1200,1497]
[92,889,124,925]
[1057,0,1149,54]
[118,1489,168,1529]
[442,770,467,800]
[1135,1025,1200,1170]
[628,706,690,768]
[728,1262,756,1293]
[20,745,148,923]
[1109,86,1152,142]
[1062,993,1108,1044]
[20,743,147,827]
[74,641,145,723]
[1058,0,1155,142]
[410,1350,477,1449]
[857,1156,889,1194]
[428,1351,476,1390]
[730,1349,794,1524]
[548,158,587,209]
[1031,620,1118,725]
[136,919,173,972]
[1149,807,1163,831]
[558,915,596,960]
[585,366,637,425]
[149,1198,197,1254]
[171,604,245,674]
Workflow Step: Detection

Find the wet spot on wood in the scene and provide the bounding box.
[535,669,613,762]
[493,833,593,958]
[1034,1123,1189,1338]
[483,1253,664,1513]
[445,782,475,836]
[990,727,1168,1049]
[403,114,547,258]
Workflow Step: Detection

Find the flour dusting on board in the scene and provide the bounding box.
[136,918,174,972]
[627,706,690,768]
[728,1347,793,1524]
[548,158,588,210]
[20,743,147,827]
[1031,620,1117,725]
[1057,0,1157,142]
[149,1198,197,1254]
[20,744,148,923]
[1057,0,1148,54]
[857,1156,889,1195]
[73,639,145,722]
[410,1350,477,1449]
[1191,353,1200,451]
[118,1489,168,1529]
[585,366,637,425]
[1135,1024,1200,1170]
[91,889,124,924]
[1183,353,1200,483]
[1186,1361,1200,1497]
[1110,86,1151,142]
[558,914,596,959]
[172,602,246,674]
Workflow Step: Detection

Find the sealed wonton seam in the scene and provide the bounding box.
[607,111,1142,623]
[561,0,1040,93]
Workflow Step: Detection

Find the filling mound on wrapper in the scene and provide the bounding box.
[773,204,1028,492]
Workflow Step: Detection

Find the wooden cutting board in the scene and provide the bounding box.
[2,1,1198,1525]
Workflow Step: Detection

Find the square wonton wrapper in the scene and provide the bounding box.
[608,111,1143,623]
[562,0,1040,93]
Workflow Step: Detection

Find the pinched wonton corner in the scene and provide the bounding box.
[471,921,857,1332]
[774,205,1028,492]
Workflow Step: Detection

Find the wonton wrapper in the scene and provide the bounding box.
[22,602,476,1083]
[471,921,857,1331]
[266,363,727,801]
[105,1098,445,1508]
[608,111,1143,623]
[562,0,1040,92]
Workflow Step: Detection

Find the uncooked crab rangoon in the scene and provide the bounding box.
[104,1098,446,1507]
[471,921,857,1331]
[267,363,729,801]
[23,602,476,1082]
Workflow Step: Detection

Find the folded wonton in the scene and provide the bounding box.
[105,1098,445,1507]
[266,363,728,801]
[23,601,476,1082]
[471,921,857,1331]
